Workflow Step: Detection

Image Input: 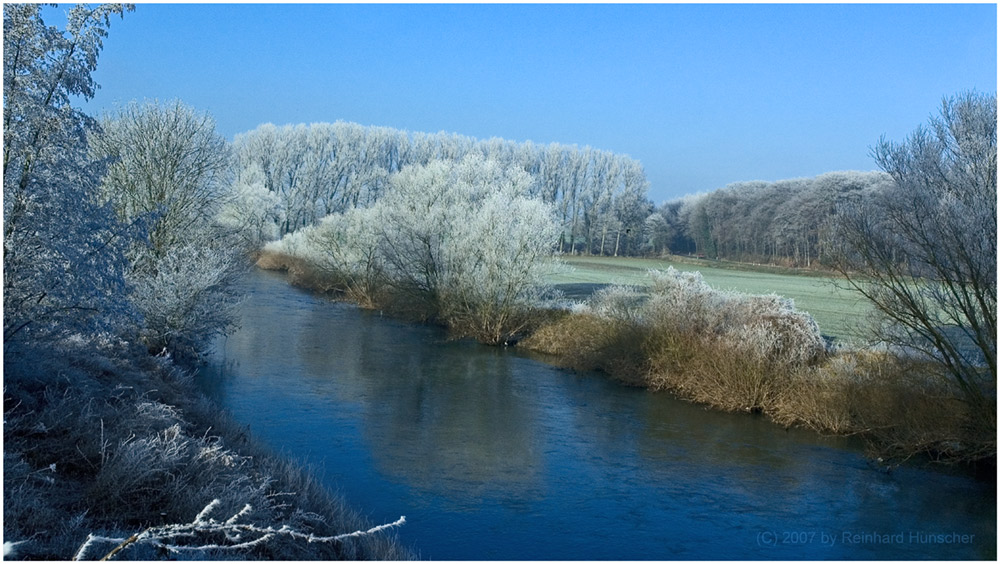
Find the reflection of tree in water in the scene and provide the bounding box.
[295,302,543,502]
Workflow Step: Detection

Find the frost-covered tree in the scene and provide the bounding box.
[3,3,136,345]
[376,154,559,331]
[654,171,893,264]
[439,179,561,344]
[90,100,232,256]
[218,162,281,247]
[642,212,671,255]
[298,207,385,307]
[232,121,651,255]
[612,159,652,256]
[830,91,997,416]
[271,153,561,344]
[233,122,406,236]
[89,100,246,361]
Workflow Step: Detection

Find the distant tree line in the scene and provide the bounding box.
[231,122,652,256]
[232,119,919,269]
[644,170,896,267]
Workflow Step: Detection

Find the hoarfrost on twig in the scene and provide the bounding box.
[71,499,406,560]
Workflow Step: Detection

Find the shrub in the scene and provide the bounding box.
[772,350,991,462]
[526,267,827,413]
[302,208,387,308]
[643,332,789,413]
[643,267,827,367]
[520,310,648,386]
[129,242,247,363]
[587,284,647,326]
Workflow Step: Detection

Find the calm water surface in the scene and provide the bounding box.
[198,270,996,560]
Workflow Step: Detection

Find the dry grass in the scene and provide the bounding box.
[772,352,994,462]
[644,332,789,413]
[3,342,412,560]
[521,311,648,386]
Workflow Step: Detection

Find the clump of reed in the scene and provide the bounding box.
[523,308,649,386]
[774,351,992,462]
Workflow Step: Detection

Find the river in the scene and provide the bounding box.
[198,269,996,560]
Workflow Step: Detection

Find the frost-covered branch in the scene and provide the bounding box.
[828,91,996,412]
[72,499,406,561]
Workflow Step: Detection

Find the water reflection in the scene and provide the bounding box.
[227,281,545,500]
[200,270,996,560]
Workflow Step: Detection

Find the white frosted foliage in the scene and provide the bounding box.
[588,267,826,366]
[275,153,561,343]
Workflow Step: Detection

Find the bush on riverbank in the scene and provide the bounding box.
[3,341,412,560]
[522,268,995,464]
[770,351,986,459]
[524,269,825,410]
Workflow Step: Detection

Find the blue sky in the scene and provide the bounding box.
[71,2,996,203]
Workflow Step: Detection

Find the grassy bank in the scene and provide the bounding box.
[3,340,413,560]
[524,310,993,462]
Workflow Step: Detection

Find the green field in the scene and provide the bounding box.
[548,256,873,341]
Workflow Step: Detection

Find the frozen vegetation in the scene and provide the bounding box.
[646,170,897,266]
[265,153,562,344]
[522,267,992,462]
[3,4,408,559]
[231,121,651,255]
[3,1,995,559]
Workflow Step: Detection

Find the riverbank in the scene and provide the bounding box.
[256,250,996,467]
[522,308,995,466]
[3,339,412,560]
